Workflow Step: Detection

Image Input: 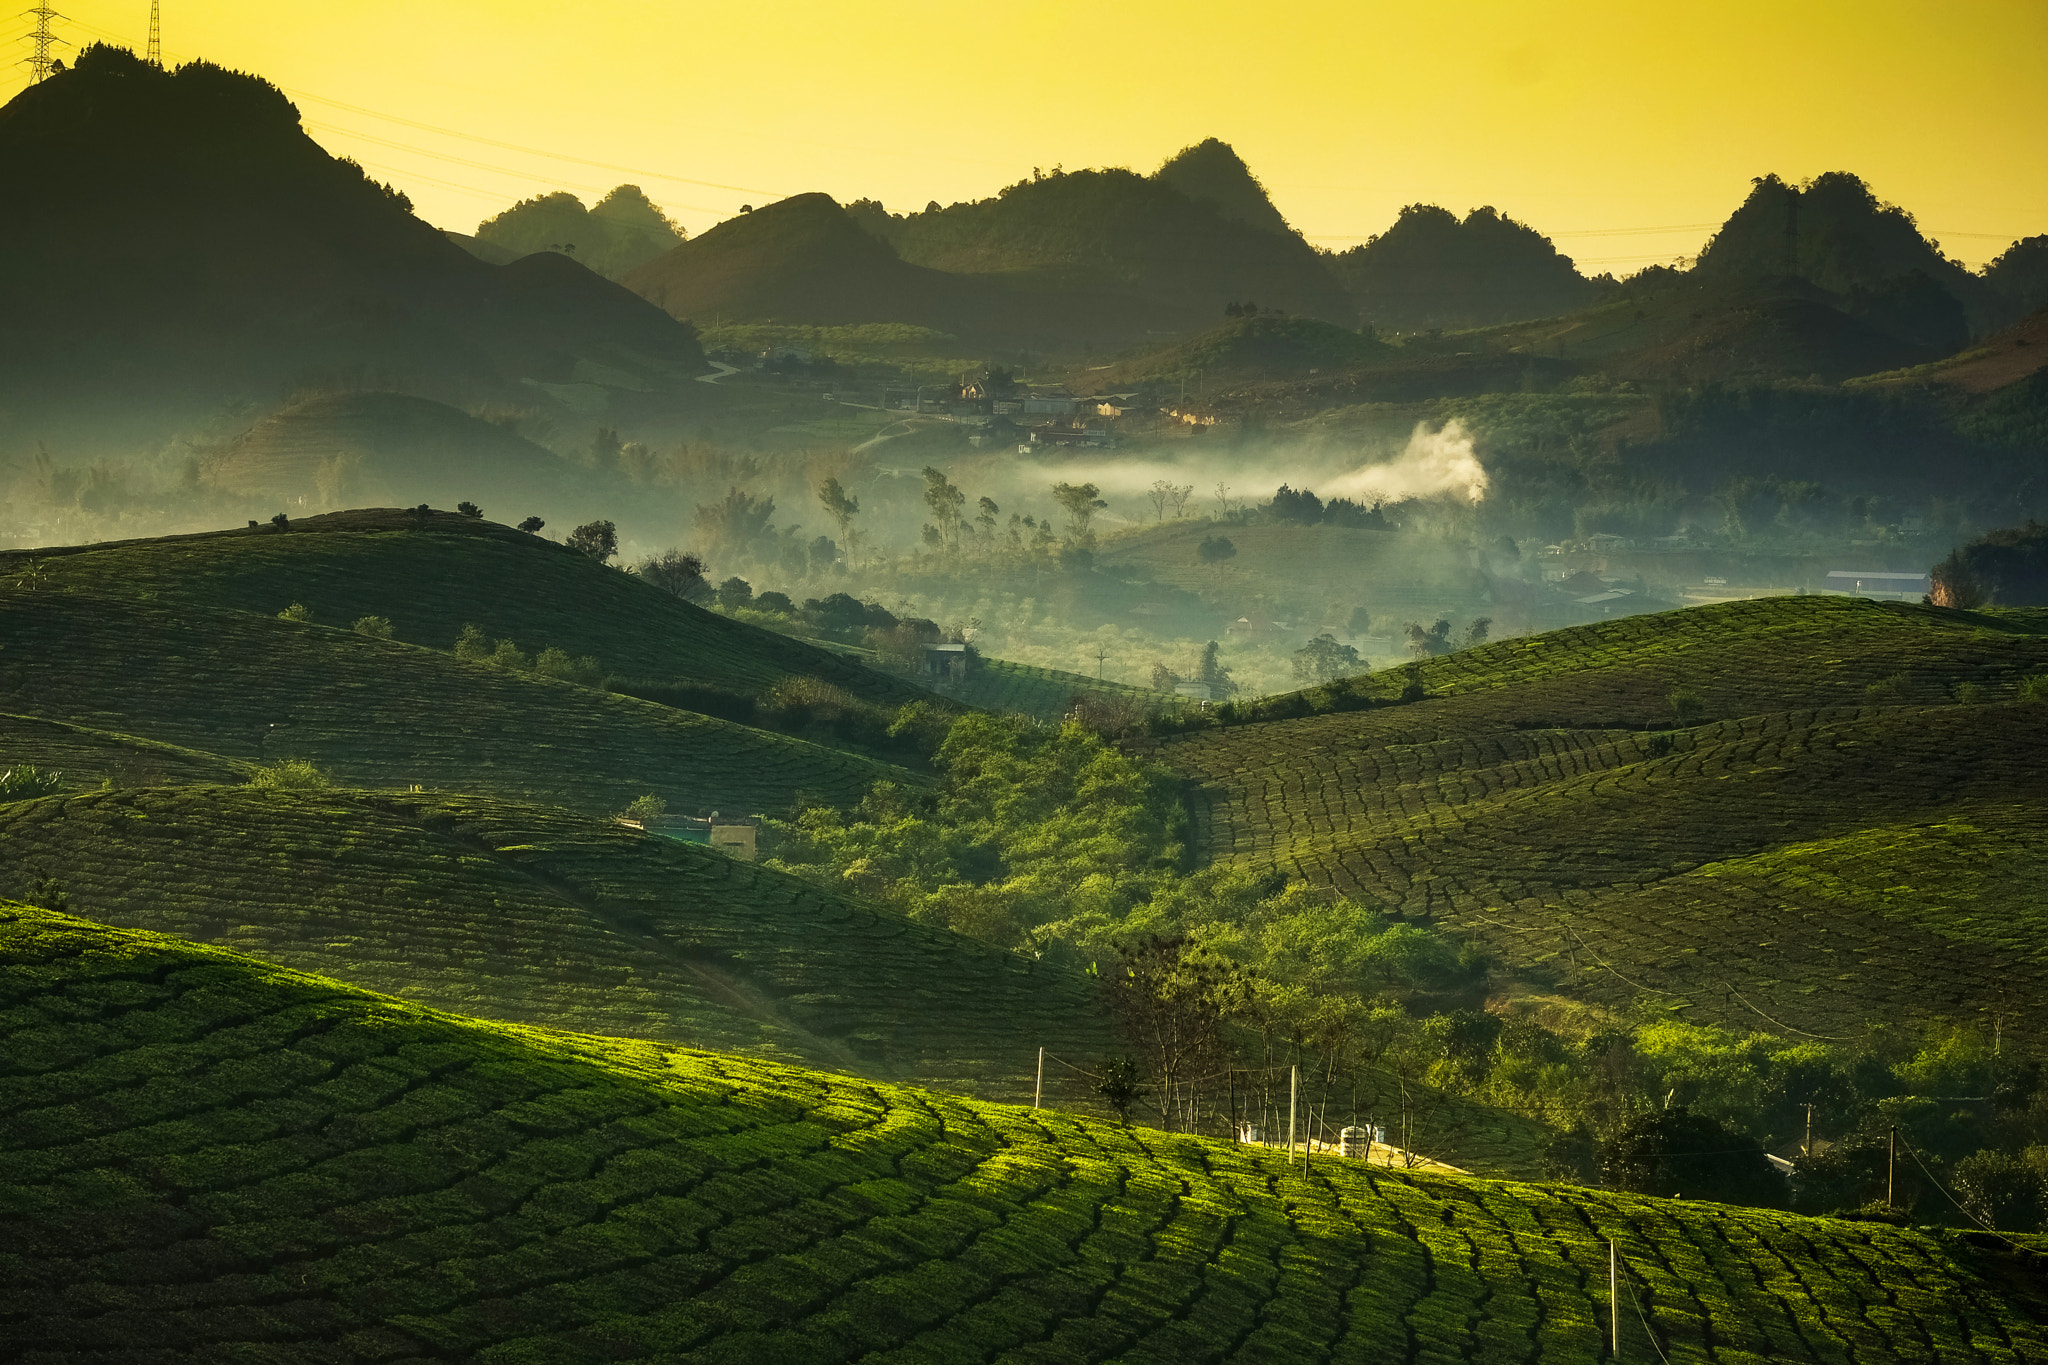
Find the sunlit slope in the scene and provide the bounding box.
[0,590,908,817]
[0,787,1104,1101]
[7,905,2044,1365]
[945,658,1155,722]
[0,510,922,708]
[1162,688,2048,1038]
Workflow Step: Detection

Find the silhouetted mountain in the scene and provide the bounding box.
[865,145,1356,332]
[471,185,684,280]
[1984,236,2048,329]
[1152,137,1297,238]
[1692,173,1982,348]
[0,46,706,448]
[1326,204,1602,333]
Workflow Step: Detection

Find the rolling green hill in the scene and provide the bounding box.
[5,902,2044,1364]
[1153,598,2048,1038]
[940,658,1156,723]
[0,786,1107,1102]
[0,587,909,819]
[0,712,251,790]
[0,509,923,709]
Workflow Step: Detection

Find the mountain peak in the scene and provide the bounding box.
[1153,137,1296,238]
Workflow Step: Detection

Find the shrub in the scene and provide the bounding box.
[623,794,668,823]
[277,602,312,623]
[456,501,483,519]
[352,615,394,640]
[270,512,290,531]
[1667,686,1704,725]
[1094,1056,1146,1123]
[248,759,330,791]
[0,765,63,802]
[534,646,603,686]
[2019,674,2048,704]
[487,639,529,669]
[755,590,795,615]
[517,515,546,534]
[1953,681,1987,705]
[716,577,754,610]
[1865,675,1908,704]
[453,624,491,660]
[636,549,709,600]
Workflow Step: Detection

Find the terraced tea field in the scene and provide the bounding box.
[0,509,923,709]
[6,903,2044,1364]
[0,589,911,818]
[0,785,1108,1103]
[1216,597,2048,730]
[0,712,250,789]
[1160,674,2048,1036]
[935,657,1157,722]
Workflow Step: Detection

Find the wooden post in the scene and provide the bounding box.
[1888,1125,1897,1207]
[1610,1240,1620,1357]
[1034,1047,1044,1110]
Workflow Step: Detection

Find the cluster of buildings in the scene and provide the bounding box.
[879,379,1140,452]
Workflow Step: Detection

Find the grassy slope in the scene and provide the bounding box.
[1154,598,2048,1036]
[0,786,1110,1104]
[5,903,2044,1365]
[0,510,924,708]
[940,658,1156,723]
[0,589,908,818]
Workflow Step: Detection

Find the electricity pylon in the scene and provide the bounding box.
[146,0,160,65]
[24,3,68,81]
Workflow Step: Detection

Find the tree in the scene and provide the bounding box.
[517,516,545,534]
[1268,485,1323,524]
[692,488,775,561]
[622,794,668,823]
[1600,1107,1788,1208]
[1192,640,1236,697]
[1953,1151,2047,1232]
[1150,662,1184,692]
[817,477,861,567]
[1404,619,1452,657]
[270,512,289,531]
[1149,479,1191,522]
[976,496,1000,541]
[352,615,394,639]
[1668,686,1705,725]
[1929,547,1991,609]
[1465,617,1492,648]
[1346,606,1373,638]
[636,549,708,601]
[716,576,754,610]
[1292,633,1363,685]
[456,501,483,519]
[1094,1056,1146,1125]
[1102,936,1251,1130]
[567,520,619,563]
[1196,535,1237,569]
[922,466,967,552]
[1051,481,1106,542]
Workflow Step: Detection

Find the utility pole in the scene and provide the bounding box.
[145,0,160,65]
[25,3,67,81]
[1034,1047,1043,1110]
[1610,1241,1620,1357]
[1888,1126,1898,1208]
[1287,1064,1298,1167]
[1804,1104,1813,1158]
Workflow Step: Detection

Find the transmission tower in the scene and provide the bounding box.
[146,0,160,65]
[24,3,68,81]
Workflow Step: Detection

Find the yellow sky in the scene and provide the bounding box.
[9,1,2045,270]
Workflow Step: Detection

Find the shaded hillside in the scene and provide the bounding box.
[1985,236,2048,329]
[6,903,2046,1363]
[1105,314,1393,382]
[0,712,250,790]
[1151,597,2048,1038]
[1328,204,1602,333]
[0,46,706,445]
[0,787,1109,1102]
[474,184,684,280]
[199,391,597,514]
[0,508,925,709]
[0,588,912,818]
[624,192,979,333]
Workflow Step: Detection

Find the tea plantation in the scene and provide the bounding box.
[937,658,1157,723]
[0,509,924,709]
[0,589,913,818]
[0,712,251,789]
[5,902,2045,1364]
[1156,600,2048,1039]
[0,785,1109,1105]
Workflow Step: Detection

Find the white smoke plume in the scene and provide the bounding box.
[1323,420,1489,506]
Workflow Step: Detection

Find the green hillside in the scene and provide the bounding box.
[5,903,2044,1363]
[1153,599,2048,1038]
[0,712,250,790]
[1,510,922,709]
[0,588,909,818]
[0,786,1106,1102]
[940,657,1156,723]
